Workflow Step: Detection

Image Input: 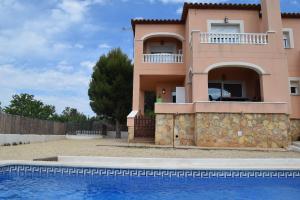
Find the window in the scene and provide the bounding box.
[283,31,291,48]
[290,80,300,95]
[209,22,242,43]
[208,81,244,101]
[210,24,241,33]
[149,42,176,54]
[208,20,244,33]
[171,90,176,103]
[282,29,294,49]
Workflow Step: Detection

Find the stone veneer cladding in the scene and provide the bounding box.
[174,114,195,146]
[127,126,134,142]
[290,119,300,141]
[155,114,174,145]
[155,113,293,148]
[195,113,290,148]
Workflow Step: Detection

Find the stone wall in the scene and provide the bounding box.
[290,119,300,141]
[155,114,174,145]
[174,114,195,146]
[155,112,292,148]
[195,113,290,148]
[127,126,134,142]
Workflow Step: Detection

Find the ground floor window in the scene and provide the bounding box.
[290,80,300,95]
[208,81,244,101]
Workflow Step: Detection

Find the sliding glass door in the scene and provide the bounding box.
[208,81,244,101]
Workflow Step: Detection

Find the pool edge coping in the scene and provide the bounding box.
[1,157,300,170]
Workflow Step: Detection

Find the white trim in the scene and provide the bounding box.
[141,32,185,41]
[207,20,244,33]
[203,62,268,75]
[2,158,300,170]
[194,101,288,104]
[127,110,138,118]
[190,30,201,46]
[289,77,300,96]
[282,28,294,49]
[155,103,194,105]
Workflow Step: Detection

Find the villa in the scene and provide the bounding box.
[127,0,300,148]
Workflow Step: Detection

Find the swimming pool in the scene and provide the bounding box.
[0,164,300,200]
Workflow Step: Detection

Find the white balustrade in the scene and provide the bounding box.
[200,32,268,45]
[143,54,183,63]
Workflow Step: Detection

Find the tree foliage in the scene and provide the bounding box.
[4,93,55,120]
[54,107,87,122]
[88,48,133,138]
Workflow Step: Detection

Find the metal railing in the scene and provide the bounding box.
[200,32,268,45]
[143,54,183,63]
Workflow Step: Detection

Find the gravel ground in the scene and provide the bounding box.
[0,139,300,161]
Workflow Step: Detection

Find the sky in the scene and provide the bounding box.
[0,0,299,116]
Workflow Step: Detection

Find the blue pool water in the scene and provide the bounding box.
[0,166,300,200]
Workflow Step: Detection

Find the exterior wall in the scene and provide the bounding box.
[129,0,300,146]
[174,114,195,146]
[156,82,181,103]
[155,114,173,145]
[155,112,292,148]
[195,113,290,148]
[282,18,300,77]
[132,24,186,113]
[282,18,300,119]
[290,119,300,141]
[187,0,290,116]
[128,126,134,142]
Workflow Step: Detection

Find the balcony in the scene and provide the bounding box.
[143,53,183,63]
[200,32,268,45]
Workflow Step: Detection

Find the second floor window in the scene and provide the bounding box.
[210,23,241,44]
[282,29,294,49]
[210,24,241,33]
[283,31,291,48]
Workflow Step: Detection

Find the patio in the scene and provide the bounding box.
[1,138,300,161]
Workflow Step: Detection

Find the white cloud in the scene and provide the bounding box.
[0,64,94,115]
[74,43,84,49]
[134,17,144,20]
[176,7,182,14]
[57,60,74,72]
[98,43,112,49]
[80,61,95,70]
[0,0,107,60]
[290,0,300,5]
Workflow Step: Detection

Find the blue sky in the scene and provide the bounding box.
[0,0,299,116]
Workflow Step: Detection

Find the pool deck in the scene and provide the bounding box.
[1,157,300,170]
[1,139,300,161]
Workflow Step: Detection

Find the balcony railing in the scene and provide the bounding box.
[143,54,183,63]
[200,32,268,45]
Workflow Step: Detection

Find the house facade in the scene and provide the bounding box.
[127,0,300,148]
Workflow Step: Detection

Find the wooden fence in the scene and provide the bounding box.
[0,112,66,135]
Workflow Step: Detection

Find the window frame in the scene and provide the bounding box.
[289,78,300,96]
[207,20,244,33]
[282,28,294,49]
[208,80,246,100]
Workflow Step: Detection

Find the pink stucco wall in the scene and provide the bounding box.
[129,0,300,122]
